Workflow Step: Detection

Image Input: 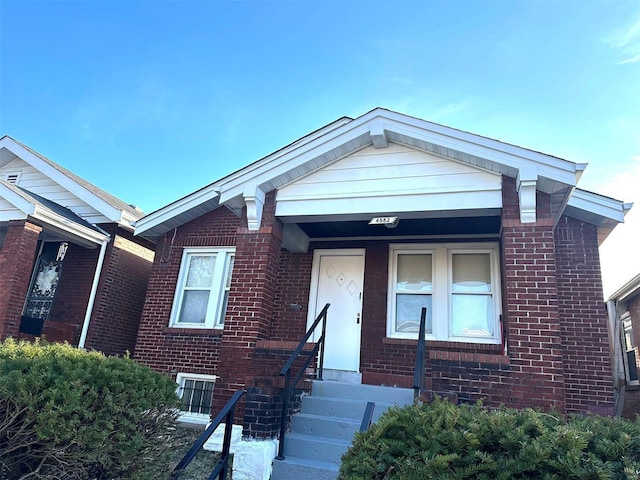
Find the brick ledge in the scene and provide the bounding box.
[162,327,223,336]
[255,340,316,351]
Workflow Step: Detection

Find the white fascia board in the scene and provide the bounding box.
[567,189,628,224]
[134,184,221,236]
[607,273,640,303]
[32,205,110,246]
[0,138,122,221]
[0,183,36,215]
[375,110,581,186]
[217,123,371,205]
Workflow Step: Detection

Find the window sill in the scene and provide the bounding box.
[177,413,210,425]
[163,327,223,336]
[255,340,316,351]
[383,337,502,351]
[382,337,508,365]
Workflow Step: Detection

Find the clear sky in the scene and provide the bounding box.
[1,0,639,296]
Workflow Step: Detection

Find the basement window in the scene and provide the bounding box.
[176,373,217,424]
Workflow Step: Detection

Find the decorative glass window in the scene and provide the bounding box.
[176,373,217,423]
[170,248,235,329]
[388,243,501,343]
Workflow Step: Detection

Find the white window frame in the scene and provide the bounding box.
[387,242,502,344]
[175,372,217,424]
[621,312,639,385]
[169,247,235,329]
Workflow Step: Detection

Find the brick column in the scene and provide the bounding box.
[555,215,614,415]
[212,193,283,434]
[500,177,566,412]
[0,220,42,339]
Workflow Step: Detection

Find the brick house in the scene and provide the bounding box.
[607,274,640,418]
[133,108,630,433]
[0,136,154,355]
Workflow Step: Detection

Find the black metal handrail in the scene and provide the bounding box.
[171,389,244,480]
[276,303,330,460]
[359,402,376,432]
[413,307,428,403]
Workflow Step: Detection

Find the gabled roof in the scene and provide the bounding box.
[0,179,109,247]
[0,135,144,229]
[134,108,627,241]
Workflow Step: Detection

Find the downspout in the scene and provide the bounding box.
[78,237,109,349]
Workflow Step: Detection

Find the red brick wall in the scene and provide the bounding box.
[271,249,313,342]
[134,207,240,377]
[555,215,614,415]
[44,243,99,344]
[499,176,566,412]
[84,226,155,356]
[0,220,41,338]
[212,194,283,422]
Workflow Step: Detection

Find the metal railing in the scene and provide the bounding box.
[413,307,428,403]
[359,402,376,432]
[276,303,330,460]
[171,389,244,480]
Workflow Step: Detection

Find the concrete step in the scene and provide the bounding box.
[301,395,396,422]
[272,456,339,480]
[292,413,360,440]
[282,432,351,464]
[312,379,414,405]
[271,381,414,480]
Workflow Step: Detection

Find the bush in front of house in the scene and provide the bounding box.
[0,338,181,480]
[339,397,640,480]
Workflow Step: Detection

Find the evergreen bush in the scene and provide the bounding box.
[339,397,640,480]
[0,339,180,480]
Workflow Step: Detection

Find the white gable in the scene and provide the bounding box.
[276,143,502,218]
[0,156,111,224]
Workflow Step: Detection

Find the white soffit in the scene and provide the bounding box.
[566,189,630,225]
[607,273,640,303]
[133,108,585,238]
[0,136,133,225]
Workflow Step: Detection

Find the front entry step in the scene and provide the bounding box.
[271,380,413,480]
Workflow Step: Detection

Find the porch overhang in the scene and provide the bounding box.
[565,188,632,245]
[133,108,618,245]
[0,181,110,248]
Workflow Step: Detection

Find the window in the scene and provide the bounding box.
[622,314,639,383]
[170,247,235,329]
[176,373,217,423]
[388,243,501,343]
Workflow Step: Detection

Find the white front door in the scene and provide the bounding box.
[308,249,365,372]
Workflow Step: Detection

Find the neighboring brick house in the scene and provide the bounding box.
[607,274,640,418]
[133,108,630,433]
[0,136,154,356]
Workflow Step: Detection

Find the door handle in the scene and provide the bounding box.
[357,313,361,324]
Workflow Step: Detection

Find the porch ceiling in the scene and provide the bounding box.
[294,214,502,240]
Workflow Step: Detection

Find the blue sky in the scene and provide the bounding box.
[1,0,639,295]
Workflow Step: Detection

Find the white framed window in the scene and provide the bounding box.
[170,247,235,329]
[176,373,217,424]
[388,242,501,344]
[621,313,639,384]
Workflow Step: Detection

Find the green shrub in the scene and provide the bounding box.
[339,397,640,480]
[0,339,181,480]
